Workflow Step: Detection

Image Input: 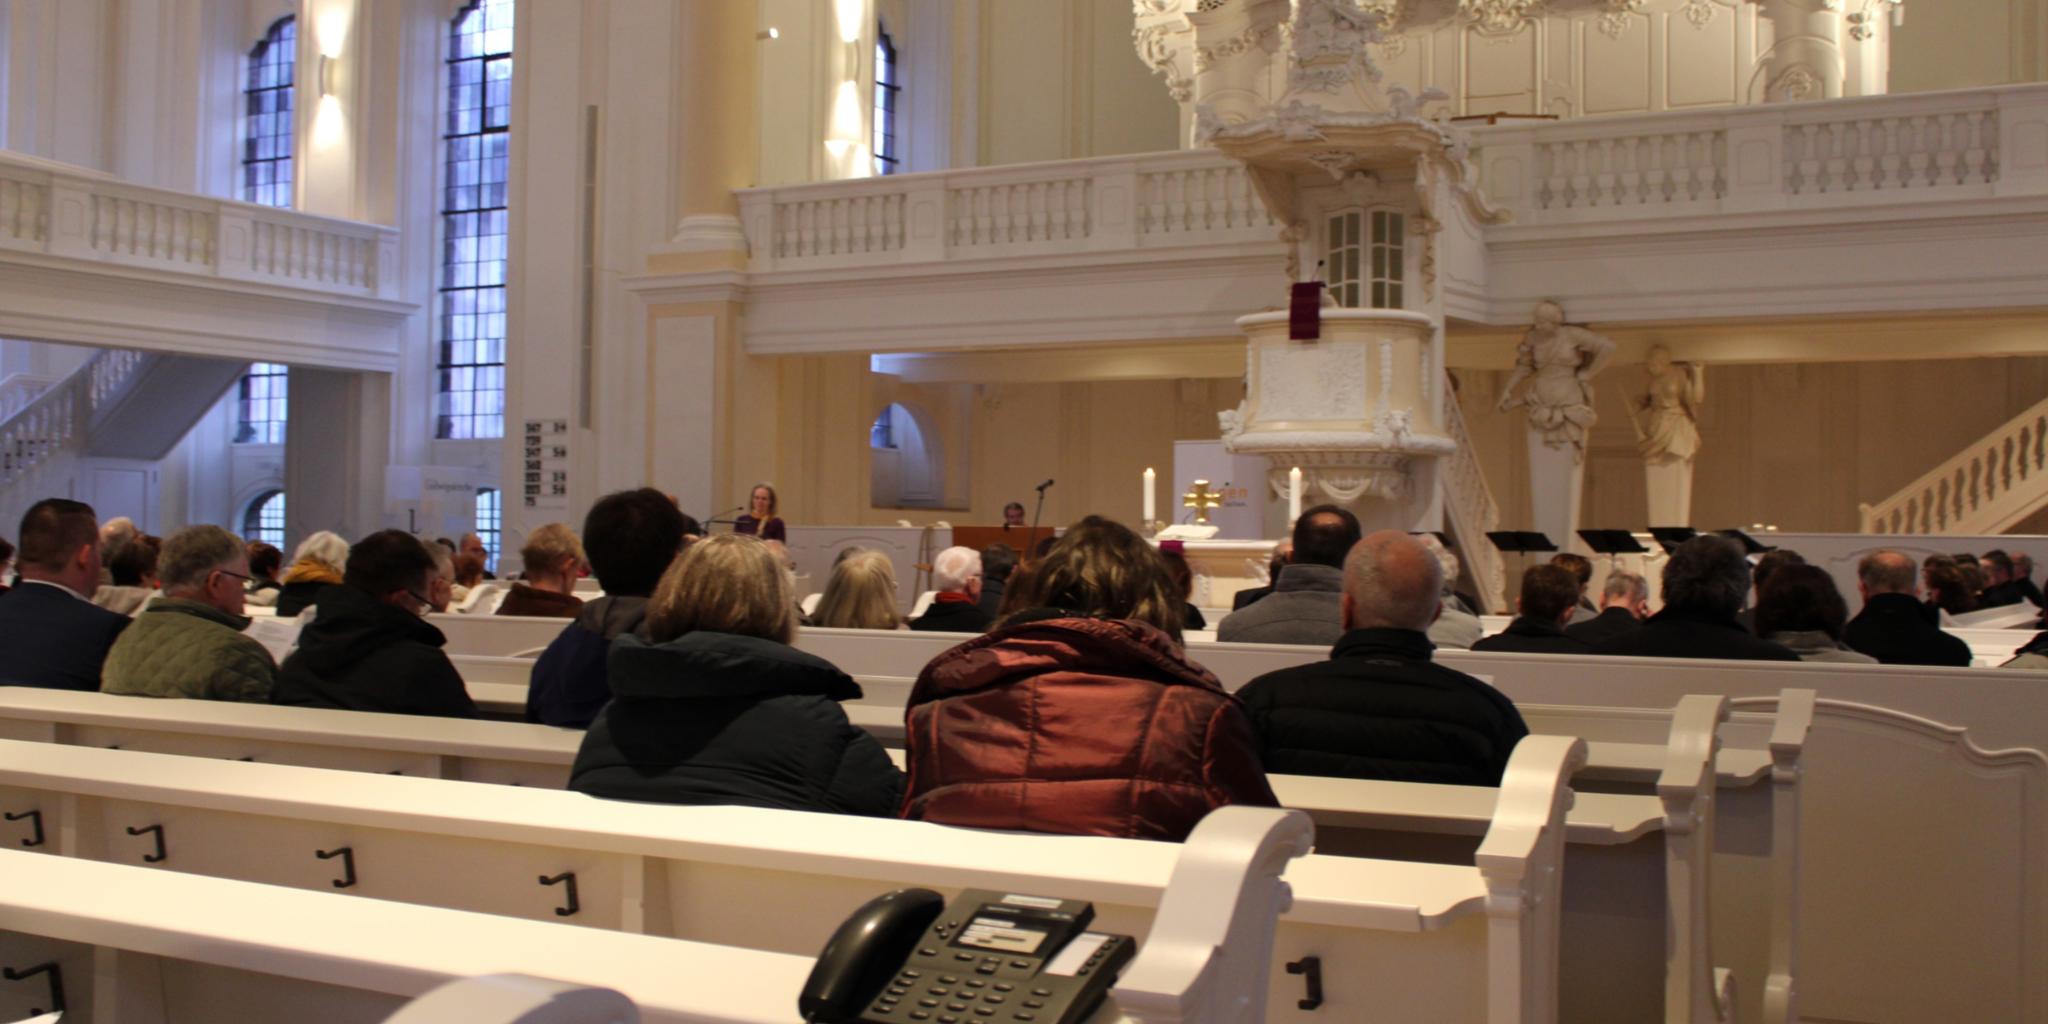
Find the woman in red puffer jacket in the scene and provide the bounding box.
[899,516,1277,842]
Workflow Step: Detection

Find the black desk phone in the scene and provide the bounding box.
[798,887,1137,1024]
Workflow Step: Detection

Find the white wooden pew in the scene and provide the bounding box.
[0,804,1312,1024]
[0,737,1585,1024]
[0,687,1778,1024]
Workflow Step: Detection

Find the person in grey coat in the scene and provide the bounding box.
[1756,563,1877,664]
[1217,505,1360,646]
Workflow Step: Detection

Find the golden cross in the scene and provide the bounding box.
[1182,479,1221,525]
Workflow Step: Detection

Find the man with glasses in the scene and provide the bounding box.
[272,529,478,718]
[102,525,276,701]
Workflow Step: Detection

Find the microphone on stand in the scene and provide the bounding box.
[1030,480,1054,547]
[705,505,746,530]
[1034,479,1055,493]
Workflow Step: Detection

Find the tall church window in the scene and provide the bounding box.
[242,17,296,208]
[873,25,899,175]
[243,490,286,548]
[1323,209,1405,309]
[235,362,288,444]
[475,486,502,573]
[437,0,515,440]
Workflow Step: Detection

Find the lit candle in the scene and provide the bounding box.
[1288,466,1303,525]
[1143,467,1157,525]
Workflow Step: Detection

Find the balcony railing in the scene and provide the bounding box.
[737,150,1280,272]
[1471,84,2046,224]
[0,152,399,301]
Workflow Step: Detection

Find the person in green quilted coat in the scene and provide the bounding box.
[101,524,275,701]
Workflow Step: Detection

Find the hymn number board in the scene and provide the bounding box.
[523,420,571,510]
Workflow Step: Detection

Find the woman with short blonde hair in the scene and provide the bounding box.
[569,533,902,815]
[497,522,586,619]
[811,549,905,630]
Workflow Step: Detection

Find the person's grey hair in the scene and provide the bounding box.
[294,530,350,570]
[426,541,455,581]
[158,525,246,591]
[1344,531,1443,632]
[1857,549,1917,595]
[1661,535,1751,615]
[932,546,982,593]
[1414,533,1461,598]
[1601,570,1648,603]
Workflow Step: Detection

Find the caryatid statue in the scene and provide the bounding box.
[1631,344,1706,525]
[1495,301,1616,463]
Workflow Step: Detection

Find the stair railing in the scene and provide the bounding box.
[0,350,147,488]
[1859,396,2048,535]
[1440,378,1508,612]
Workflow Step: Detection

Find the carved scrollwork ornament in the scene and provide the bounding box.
[1598,0,1645,39]
[1458,0,1546,36]
[1679,0,1716,29]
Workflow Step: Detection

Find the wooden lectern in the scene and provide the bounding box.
[951,526,1056,556]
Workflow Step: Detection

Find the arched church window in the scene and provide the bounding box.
[235,362,288,444]
[1323,208,1405,310]
[243,490,286,548]
[869,403,942,509]
[242,16,296,208]
[873,24,900,176]
[475,486,502,574]
[437,0,515,440]
[870,406,896,449]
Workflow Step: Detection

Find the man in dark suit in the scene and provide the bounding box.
[1231,540,1293,611]
[1592,535,1800,662]
[1474,564,1592,655]
[1843,549,1974,667]
[1567,570,1649,646]
[0,499,131,690]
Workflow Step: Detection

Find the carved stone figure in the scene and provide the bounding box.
[1494,301,1615,461]
[1631,344,1704,465]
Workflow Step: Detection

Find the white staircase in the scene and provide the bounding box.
[1,349,147,526]
[1860,395,2048,534]
[1440,379,1508,613]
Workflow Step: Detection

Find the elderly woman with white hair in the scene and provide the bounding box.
[910,546,993,633]
[276,530,350,617]
[1415,534,1483,650]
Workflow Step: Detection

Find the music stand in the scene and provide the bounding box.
[1647,527,1699,554]
[1577,530,1648,556]
[1717,529,1777,555]
[1486,531,1558,555]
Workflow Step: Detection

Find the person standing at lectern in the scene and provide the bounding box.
[734,483,787,543]
[1235,531,1529,786]
[1002,502,1027,529]
[900,517,1277,842]
[0,499,130,690]
[1843,550,1973,667]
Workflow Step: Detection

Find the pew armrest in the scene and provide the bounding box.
[1111,806,1315,1024]
[1473,735,1588,1024]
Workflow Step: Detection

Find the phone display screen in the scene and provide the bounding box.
[952,916,1049,956]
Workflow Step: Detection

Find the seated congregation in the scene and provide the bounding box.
[1,485,2041,845]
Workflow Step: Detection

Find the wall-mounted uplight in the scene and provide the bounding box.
[757,27,780,40]
[833,0,864,43]
[318,55,337,97]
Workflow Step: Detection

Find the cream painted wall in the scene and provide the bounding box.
[1889,0,2046,92]
[1459,355,2048,537]
[971,0,1178,167]
[749,355,1239,530]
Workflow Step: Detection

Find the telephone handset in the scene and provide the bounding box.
[798,887,1137,1024]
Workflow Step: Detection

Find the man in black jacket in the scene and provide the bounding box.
[0,499,129,690]
[1977,550,2028,609]
[1592,535,1800,662]
[525,490,692,727]
[1475,564,1592,655]
[1566,570,1649,646]
[1843,549,1974,667]
[1235,530,1528,786]
[273,530,478,718]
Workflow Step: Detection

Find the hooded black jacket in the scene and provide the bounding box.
[1234,628,1529,786]
[271,584,478,718]
[1590,607,1801,662]
[569,631,903,816]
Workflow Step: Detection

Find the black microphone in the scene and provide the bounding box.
[1034,479,1055,493]
[706,505,746,526]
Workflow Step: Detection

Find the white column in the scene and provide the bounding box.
[1755,0,1846,102]
[285,367,392,545]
